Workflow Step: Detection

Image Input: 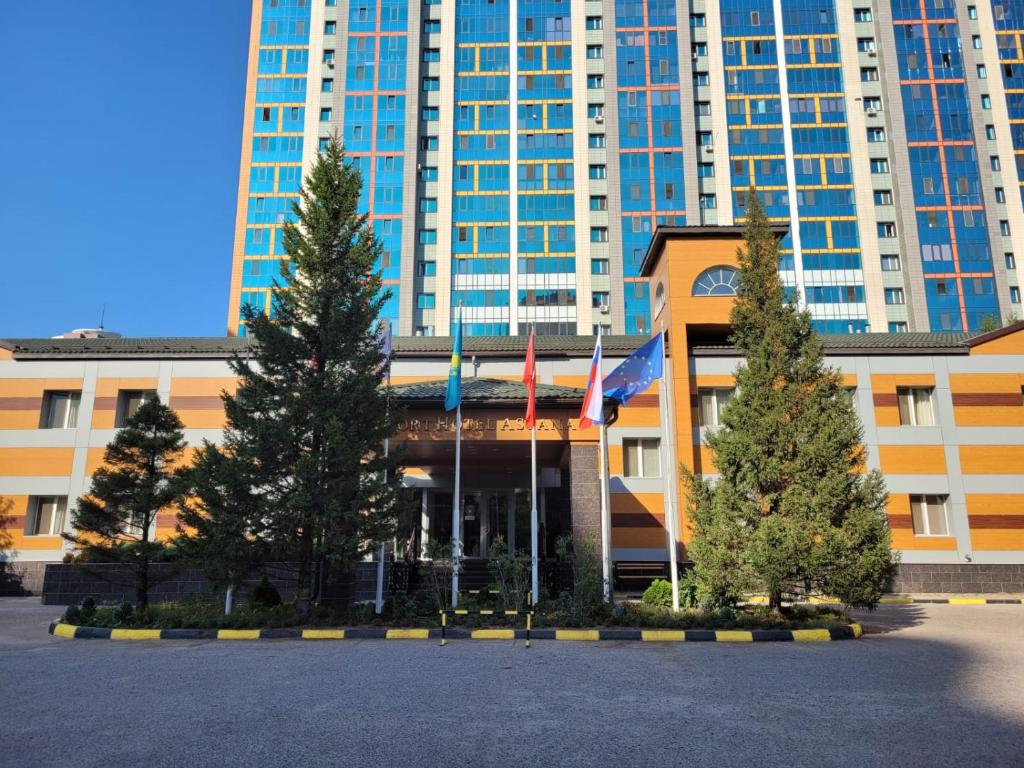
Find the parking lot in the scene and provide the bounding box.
[1,598,1021,767]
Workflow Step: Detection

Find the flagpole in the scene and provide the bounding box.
[451,403,462,608]
[597,327,613,604]
[659,323,680,611]
[375,437,388,614]
[375,321,393,615]
[599,419,612,603]
[529,326,539,605]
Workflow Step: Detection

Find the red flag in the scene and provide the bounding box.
[523,327,537,429]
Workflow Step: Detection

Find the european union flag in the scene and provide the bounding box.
[602,333,664,405]
[444,313,463,411]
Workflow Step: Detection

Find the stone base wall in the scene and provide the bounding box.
[0,561,48,596]
[38,561,385,606]
[891,563,1024,594]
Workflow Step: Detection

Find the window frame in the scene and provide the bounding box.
[622,437,661,479]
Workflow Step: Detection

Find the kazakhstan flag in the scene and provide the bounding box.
[444,312,463,411]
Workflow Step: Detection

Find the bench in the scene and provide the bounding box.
[613,561,669,594]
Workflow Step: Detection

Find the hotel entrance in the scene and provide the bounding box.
[389,377,607,566]
[424,488,541,559]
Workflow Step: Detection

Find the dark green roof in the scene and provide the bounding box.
[691,332,973,356]
[389,377,586,405]
[0,335,644,360]
[2,325,1016,360]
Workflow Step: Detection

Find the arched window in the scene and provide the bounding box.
[692,266,738,296]
[653,282,666,317]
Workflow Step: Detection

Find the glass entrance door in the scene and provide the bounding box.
[462,493,482,557]
[485,493,510,557]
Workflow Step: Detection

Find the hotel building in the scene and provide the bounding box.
[6,229,1024,596]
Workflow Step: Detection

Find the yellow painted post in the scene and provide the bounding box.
[440,610,447,646]
[526,612,531,648]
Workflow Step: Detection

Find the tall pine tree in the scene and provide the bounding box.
[65,397,187,608]
[180,137,405,611]
[685,194,897,610]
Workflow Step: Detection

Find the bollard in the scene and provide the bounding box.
[526,612,531,648]
[440,610,446,647]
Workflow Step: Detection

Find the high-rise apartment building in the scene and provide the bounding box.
[228,0,1024,337]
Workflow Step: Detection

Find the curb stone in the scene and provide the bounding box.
[48,622,863,643]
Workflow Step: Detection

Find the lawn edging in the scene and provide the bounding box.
[49,621,863,643]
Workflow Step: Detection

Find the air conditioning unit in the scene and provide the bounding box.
[598,304,610,314]
[594,115,604,123]
[867,50,877,57]
[703,144,714,153]
[326,60,335,68]
[866,107,878,117]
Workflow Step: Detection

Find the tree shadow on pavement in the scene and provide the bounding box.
[850,604,927,634]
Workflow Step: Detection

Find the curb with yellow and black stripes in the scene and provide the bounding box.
[49,622,862,643]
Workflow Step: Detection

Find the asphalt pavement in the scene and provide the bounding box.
[1,598,1021,768]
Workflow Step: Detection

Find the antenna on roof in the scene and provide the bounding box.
[98,303,107,330]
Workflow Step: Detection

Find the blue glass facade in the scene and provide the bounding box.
[229,0,1020,336]
[892,0,1000,331]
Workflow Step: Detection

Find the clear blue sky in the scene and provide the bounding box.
[0,1,252,338]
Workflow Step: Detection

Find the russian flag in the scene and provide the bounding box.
[579,334,604,429]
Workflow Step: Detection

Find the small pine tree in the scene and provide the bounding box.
[180,136,406,614]
[64,398,187,608]
[684,194,898,610]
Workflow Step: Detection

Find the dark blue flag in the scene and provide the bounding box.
[602,333,664,405]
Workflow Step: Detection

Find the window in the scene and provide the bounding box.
[588,134,606,148]
[424,19,440,33]
[419,198,437,212]
[995,187,1006,203]
[586,16,603,30]
[1006,253,1016,270]
[1001,220,1011,236]
[422,77,439,91]
[587,103,604,119]
[854,8,872,21]
[877,222,896,237]
[324,20,336,34]
[322,78,333,92]
[323,50,335,63]
[589,195,607,211]
[416,261,436,277]
[590,227,609,243]
[699,194,716,210]
[857,38,876,53]
[861,68,879,81]
[591,259,609,275]
[587,74,604,88]
[1011,286,1022,304]
[586,45,603,59]
[24,496,67,536]
[41,391,80,429]
[881,255,900,271]
[884,287,905,305]
[982,95,992,109]
[871,159,890,174]
[589,165,606,180]
[874,190,894,205]
[977,65,987,79]
[320,107,332,122]
[698,388,735,428]
[416,293,436,309]
[592,291,610,309]
[697,163,714,178]
[897,387,935,426]
[867,127,886,143]
[622,438,660,478]
[910,495,949,536]
[116,390,157,428]
[991,155,1001,171]
[419,229,437,244]
[968,5,978,19]
[889,321,908,333]
[423,48,440,62]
